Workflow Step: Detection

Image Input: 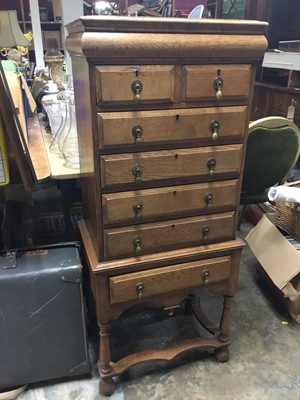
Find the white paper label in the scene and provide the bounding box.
[287,105,295,120]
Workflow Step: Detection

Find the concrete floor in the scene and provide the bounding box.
[14,222,300,400]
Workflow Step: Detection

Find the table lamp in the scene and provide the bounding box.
[0,10,30,63]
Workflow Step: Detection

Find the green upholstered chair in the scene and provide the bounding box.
[239,116,300,226]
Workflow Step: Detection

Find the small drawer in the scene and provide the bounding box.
[182,64,251,103]
[97,106,248,148]
[100,145,243,189]
[109,255,232,304]
[95,65,175,106]
[102,180,238,225]
[103,211,235,259]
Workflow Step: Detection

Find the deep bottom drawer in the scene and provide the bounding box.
[109,255,231,304]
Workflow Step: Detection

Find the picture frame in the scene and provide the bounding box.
[43,30,62,50]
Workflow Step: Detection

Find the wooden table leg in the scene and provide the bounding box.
[98,323,117,396]
[215,295,232,362]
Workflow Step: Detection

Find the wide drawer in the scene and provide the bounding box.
[109,255,232,304]
[95,65,175,106]
[102,180,238,225]
[182,64,251,102]
[103,211,235,259]
[100,145,243,189]
[97,106,248,148]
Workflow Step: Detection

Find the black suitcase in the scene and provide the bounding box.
[0,243,91,390]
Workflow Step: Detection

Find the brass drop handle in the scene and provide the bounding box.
[202,225,209,243]
[214,76,223,101]
[132,164,143,184]
[131,80,143,104]
[210,120,220,141]
[133,235,142,254]
[133,201,143,219]
[204,192,213,209]
[132,125,143,145]
[207,158,216,176]
[202,269,210,285]
[136,282,144,300]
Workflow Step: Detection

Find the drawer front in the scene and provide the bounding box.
[103,212,235,259]
[100,145,243,189]
[102,180,238,225]
[182,65,251,102]
[109,255,232,304]
[98,106,248,148]
[95,65,175,105]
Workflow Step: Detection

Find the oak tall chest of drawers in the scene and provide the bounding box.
[66,16,267,395]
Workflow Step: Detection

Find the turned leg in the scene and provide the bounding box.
[215,295,232,362]
[98,323,117,396]
[219,295,232,343]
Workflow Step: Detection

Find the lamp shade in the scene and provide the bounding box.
[0,10,30,48]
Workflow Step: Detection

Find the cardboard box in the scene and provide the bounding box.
[246,213,300,323]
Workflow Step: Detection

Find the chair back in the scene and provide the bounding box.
[188,5,205,19]
[242,116,300,196]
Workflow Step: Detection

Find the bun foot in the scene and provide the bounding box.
[99,377,117,396]
[215,347,230,362]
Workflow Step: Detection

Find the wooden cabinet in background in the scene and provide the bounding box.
[251,82,300,128]
[249,0,300,126]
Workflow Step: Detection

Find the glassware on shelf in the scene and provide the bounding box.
[62,94,80,169]
[49,74,74,154]
[54,74,73,153]
[41,94,63,137]
[49,94,67,154]
[62,73,72,91]
[58,90,72,154]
